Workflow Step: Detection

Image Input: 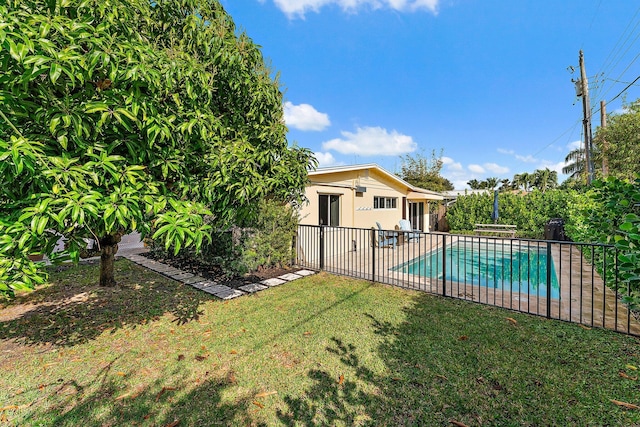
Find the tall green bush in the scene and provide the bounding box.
[160,199,299,276]
[232,199,299,274]
[563,189,599,242]
[567,177,640,309]
[446,190,579,238]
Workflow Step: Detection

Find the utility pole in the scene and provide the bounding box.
[579,50,594,184]
[600,100,608,177]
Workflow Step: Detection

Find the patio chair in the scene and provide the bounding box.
[375,222,397,248]
[399,219,421,242]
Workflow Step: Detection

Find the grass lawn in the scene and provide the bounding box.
[1,259,640,426]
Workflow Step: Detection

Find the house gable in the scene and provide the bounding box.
[300,164,442,230]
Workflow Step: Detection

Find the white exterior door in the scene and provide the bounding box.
[408,202,424,231]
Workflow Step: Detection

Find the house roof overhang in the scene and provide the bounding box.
[407,191,444,201]
[309,163,444,200]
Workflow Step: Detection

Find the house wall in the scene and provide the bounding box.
[300,168,410,230]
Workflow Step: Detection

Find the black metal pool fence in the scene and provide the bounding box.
[294,224,639,337]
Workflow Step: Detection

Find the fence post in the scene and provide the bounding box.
[371,228,376,283]
[319,226,325,271]
[291,231,298,266]
[546,242,552,319]
[442,233,447,297]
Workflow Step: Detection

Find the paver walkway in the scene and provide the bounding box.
[122,253,316,300]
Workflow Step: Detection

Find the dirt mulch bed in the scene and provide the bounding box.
[140,251,294,290]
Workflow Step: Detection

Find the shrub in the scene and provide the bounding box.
[147,200,298,276]
[154,199,299,276]
[563,189,599,242]
[570,177,640,309]
[446,190,579,238]
[231,199,299,274]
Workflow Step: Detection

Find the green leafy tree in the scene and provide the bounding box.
[468,177,501,190]
[0,0,314,296]
[594,100,640,180]
[446,189,578,238]
[398,149,453,192]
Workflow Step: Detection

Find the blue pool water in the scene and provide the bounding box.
[394,240,560,299]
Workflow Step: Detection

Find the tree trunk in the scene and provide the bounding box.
[99,233,122,287]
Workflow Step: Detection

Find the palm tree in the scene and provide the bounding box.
[513,172,532,191]
[467,179,482,190]
[548,169,558,190]
[484,177,499,190]
[533,168,558,192]
[498,178,512,192]
[562,148,585,179]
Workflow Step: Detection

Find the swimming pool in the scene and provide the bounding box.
[394,240,560,299]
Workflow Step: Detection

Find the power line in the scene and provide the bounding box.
[597,44,640,101]
[591,5,640,101]
[533,6,640,162]
[604,77,640,85]
[595,5,640,79]
[607,73,640,104]
[544,74,640,165]
[529,70,638,160]
[584,0,603,48]
[531,119,581,158]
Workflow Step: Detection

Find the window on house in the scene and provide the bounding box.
[319,194,340,226]
[374,196,397,209]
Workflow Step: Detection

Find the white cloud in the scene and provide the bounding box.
[500,147,570,176]
[443,163,473,188]
[484,162,509,174]
[497,148,514,155]
[284,102,330,131]
[441,160,473,189]
[267,0,438,18]
[441,156,462,171]
[313,151,341,167]
[538,160,567,176]
[440,157,510,190]
[567,140,582,150]
[468,164,485,174]
[450,179,471,190]
[322,126,417,156]
[515,154,538,163]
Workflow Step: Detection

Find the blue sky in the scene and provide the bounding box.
[220,0,640,188]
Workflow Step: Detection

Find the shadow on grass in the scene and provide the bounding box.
[19,355,265,427]
[277,293,640,426]
[276,293,457,426]
[0,259,211,347]
[276,337,379,426]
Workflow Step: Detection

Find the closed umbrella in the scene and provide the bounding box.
[491,190,499,224]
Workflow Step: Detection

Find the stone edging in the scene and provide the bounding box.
[122,253,317,300]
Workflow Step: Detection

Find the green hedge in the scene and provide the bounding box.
[446,190,579,238]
